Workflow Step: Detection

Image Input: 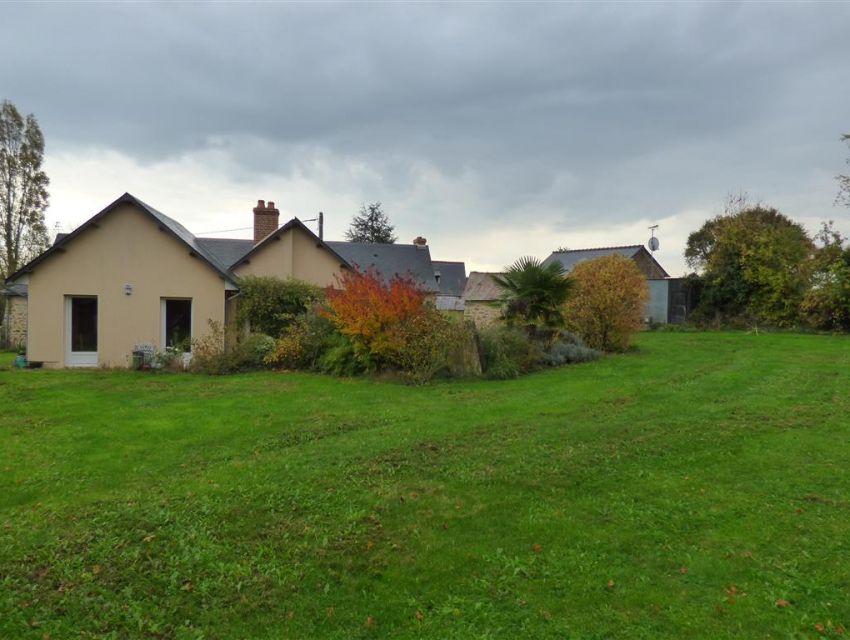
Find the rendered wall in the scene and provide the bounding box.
[24,203,227,367]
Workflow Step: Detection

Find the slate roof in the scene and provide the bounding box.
[196,238,254,270]
[463,272,504,302]
[6,193,239,285]
[432,261,467,297]
[326,241,439,292]
[543,245,643,272]
[542,245,670,278]
[1,283,27,297]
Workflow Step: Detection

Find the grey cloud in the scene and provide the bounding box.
[2,2,850,252]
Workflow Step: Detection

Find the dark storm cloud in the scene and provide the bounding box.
[2,2,849,233]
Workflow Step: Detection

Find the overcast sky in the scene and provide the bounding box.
[3,3,849,275]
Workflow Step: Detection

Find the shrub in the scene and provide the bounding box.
[236,276,324,337]
[478,325,544,379]
[266,312,337,370]
[190,320,274,375]
[543,339,600,366]
[317,333,369,376]
[392,311,482,383]
[564,254,649,351]
[321,268,428,367]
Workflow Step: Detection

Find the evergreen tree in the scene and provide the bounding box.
[344,202,396,243]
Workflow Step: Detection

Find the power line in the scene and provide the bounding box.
[196,225,252,235]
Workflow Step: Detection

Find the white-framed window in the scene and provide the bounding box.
[161,298,193,351]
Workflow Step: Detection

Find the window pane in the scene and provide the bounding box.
[71,297,97,352]
[165,299,192,350]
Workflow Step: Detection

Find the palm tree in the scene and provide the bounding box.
[493,256,574,331]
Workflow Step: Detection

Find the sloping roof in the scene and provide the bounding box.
[463,271,504,302]
[542,245,643,272]
[6,193,238,285]
[326,241,439,292]
[542,245,670,278]
[196,238,254,270]
[230,218,351,271]
[1,283,27,297]
[433,260,467,297]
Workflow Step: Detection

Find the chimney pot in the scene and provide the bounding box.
[413,236,427,247]
[253,198,280,243]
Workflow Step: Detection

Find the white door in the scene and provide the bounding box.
[65,296,98,367]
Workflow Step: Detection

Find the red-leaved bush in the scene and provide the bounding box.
[321,268,427,366]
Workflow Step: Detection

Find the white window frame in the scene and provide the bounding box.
[65,295,98,367]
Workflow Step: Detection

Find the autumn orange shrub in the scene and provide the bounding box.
[563,254,649,351]
[321,268,428,367]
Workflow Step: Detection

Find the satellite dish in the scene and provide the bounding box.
[648,236,660,251]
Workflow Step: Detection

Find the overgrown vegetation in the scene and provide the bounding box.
[2,333,850,638]
[564,254,649,351]
[235,276,324,337]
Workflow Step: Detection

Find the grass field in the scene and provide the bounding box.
[1,332,850,639]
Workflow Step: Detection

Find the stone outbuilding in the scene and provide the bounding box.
[462,272,504,327]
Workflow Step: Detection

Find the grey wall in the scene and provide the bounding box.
[646,279,669,324]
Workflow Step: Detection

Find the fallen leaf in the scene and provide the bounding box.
[91,564,102,575]
[366,541,374,551]
[679,566,688,574]
[775,598,790,608]
[815,622,826,634]
[415,610,424,621]
[327,607,335,618]
[366,616,375,627]
[287,610,294,620]
[606,580,615,590]
[532,543,542,554]
[142,534,155,543]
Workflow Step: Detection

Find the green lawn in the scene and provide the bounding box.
[1,333,849,639]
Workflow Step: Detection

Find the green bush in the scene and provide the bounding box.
[236,276,324,337]
[478,325,544,379]
[317,334,370,376]
[266,312,338,370]
[391,311,481,383]
[190,322,275,375]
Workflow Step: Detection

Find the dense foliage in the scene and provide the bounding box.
[493,256,573,332]
[686,205,814,327]
[564,254,649,351]
[235,276,323,337]
[800,224,850,331]
[321,268,428,368]
[0,99,50,278]
[344,202,397,243]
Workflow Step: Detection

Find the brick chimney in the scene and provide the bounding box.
[253,199,280,243]
[413,236,427,248]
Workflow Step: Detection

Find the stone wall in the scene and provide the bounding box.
[464,301,502,327]
[4,296,27,349]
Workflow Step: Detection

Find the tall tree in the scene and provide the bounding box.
[0,100,49,278]
[344,202,396,243]
[685,204,814,326]
[837,134,850,207]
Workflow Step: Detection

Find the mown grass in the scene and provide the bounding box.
[1,332,850,639]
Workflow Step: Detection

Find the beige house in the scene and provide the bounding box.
[5,193,457,368]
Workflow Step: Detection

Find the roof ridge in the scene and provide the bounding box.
[552,244,643,253]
